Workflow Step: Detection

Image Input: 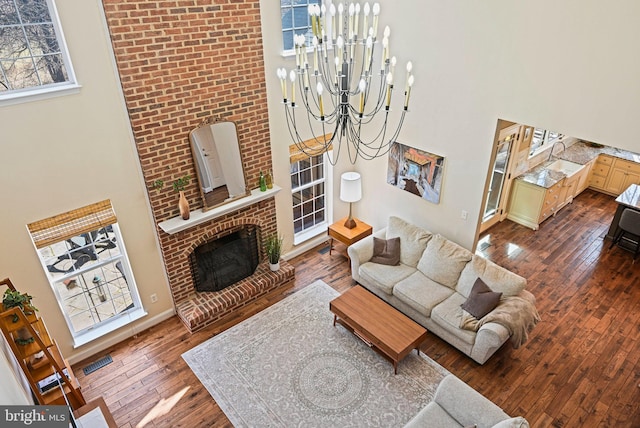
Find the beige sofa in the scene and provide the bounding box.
[404,374,530,428]
[348,216,539,364]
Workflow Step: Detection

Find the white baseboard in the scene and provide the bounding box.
[68,308,175,365]
[283,234,329,260]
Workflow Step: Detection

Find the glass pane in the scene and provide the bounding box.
[282,30,293,50]
[292,204,301,219]
[293,6,309,28]
[314,209,325,223]
[303,200,313,216]
[303,214,315,229]
[17,0,52,24]
[292,191,302,206]
[281,9,293,30]
[294,219,302,233]
[0,0,19,25]
[300,168,311,185]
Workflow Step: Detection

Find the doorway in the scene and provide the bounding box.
[479,123,521,233]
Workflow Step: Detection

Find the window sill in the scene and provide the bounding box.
[72,308,147,348]
[0,83,82,107]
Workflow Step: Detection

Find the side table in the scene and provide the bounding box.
[328,217,372,257]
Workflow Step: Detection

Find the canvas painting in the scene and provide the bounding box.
[387,142,445,204]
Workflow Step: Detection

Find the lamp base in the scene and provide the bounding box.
[343,217,357,229]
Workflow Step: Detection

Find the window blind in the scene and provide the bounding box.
[289,135,333,164]
[27,200,117,249]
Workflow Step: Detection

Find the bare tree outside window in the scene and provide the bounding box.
[0,0,73,94]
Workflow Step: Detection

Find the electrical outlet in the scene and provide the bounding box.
[461,210,468,220]
[150,293,158,303]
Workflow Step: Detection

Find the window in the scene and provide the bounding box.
[529,128,563,157]
[27,200,145,347]
[0,0,77,101]
[290,143,331,245]
[280,0,320,52]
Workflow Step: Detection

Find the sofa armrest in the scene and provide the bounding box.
[470,322,511,364]
[347,228,387,282]
[433,374,510,428]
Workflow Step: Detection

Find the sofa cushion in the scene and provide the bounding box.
[359,262,416,295]
[492,417,530,428]
[403,402,460,428]
[387,216,432,267]
[430,292,477,345]
[461,278,502,319]
[417,234,472,289]
[393,272,454,317]
[457,256,526,298]
[370,237,401,266]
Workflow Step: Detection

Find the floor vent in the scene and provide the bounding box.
[318,245,330,254]
[82,355,113,375]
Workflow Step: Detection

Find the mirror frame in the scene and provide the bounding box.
[189,117,250,212]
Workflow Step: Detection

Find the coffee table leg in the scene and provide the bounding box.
[394,361,398,375]
[333,314,337,327]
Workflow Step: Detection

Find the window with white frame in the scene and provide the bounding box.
[529,128,563,157]
[0,0,77,100]
[27,200,145,346]
[290,147,330,245]
[280,0,320,52]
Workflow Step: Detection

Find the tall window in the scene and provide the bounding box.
[27,200,145,347]
[280,0,320,52]
[290,142,331,245]
[0,0,76,100]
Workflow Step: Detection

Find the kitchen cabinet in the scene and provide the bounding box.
[603,158,640,195]
[507,178,565,230]
[589,155,614,191]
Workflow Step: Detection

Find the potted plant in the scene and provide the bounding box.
[153,175,192,220]
[265,235,283,271]
[2,289,38,345]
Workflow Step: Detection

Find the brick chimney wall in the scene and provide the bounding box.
[100,0,285,324]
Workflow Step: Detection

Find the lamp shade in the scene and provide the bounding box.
[340,172,362,203]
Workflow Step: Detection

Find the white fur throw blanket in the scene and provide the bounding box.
[460,292,540,349]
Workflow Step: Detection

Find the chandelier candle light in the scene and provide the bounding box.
[277,1,414,164]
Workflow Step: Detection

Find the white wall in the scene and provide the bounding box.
[263,0,640,250]
[0,1,173,362]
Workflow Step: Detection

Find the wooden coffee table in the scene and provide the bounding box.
[329,286,428,374]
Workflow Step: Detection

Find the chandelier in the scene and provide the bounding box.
[277,1,414,164]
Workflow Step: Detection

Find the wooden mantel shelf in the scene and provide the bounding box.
[158,185,281,234]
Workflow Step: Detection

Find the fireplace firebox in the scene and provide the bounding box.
[189,226,259,292]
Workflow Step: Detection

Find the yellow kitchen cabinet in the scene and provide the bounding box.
[507,178,565,230]
[603,158,640,195]
[589,155,614,191]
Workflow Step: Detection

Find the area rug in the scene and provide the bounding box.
[182,280,450,427]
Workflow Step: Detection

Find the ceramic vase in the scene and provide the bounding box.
[178,191,190,220]
[269,261,280,272]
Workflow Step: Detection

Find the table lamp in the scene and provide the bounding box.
[340,172,362,229]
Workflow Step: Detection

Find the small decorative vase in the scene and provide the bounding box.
[269,261,280,272]
[178,191,190,220]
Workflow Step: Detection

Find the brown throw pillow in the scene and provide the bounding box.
[370,237,401,266]
[461,277,502,319]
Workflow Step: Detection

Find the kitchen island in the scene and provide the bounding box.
[606,183,640,243]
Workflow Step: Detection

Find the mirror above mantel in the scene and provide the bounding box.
[189,117,250,212]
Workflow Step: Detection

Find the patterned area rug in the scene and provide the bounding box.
[182,280,450,427]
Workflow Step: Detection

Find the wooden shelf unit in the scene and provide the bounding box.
[0,279,85,410]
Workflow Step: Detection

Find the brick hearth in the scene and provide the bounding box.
[176,261,295,332]
[101,0,292,330]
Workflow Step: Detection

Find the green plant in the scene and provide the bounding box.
[172,175,191,192]
[2,289,37,323]
[152,175,191,192]
[265,235,283,264]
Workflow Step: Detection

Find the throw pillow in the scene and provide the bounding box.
[460,277,502,319]
[370,237,401,266]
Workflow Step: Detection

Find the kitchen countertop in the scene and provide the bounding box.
[517,141,640,189]
[615,183,640,209]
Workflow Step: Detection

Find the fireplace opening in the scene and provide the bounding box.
[189,226,259,292]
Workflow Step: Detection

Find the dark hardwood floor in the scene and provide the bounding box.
[73,189,640,427]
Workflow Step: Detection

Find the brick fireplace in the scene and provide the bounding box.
[101,0,294,332]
